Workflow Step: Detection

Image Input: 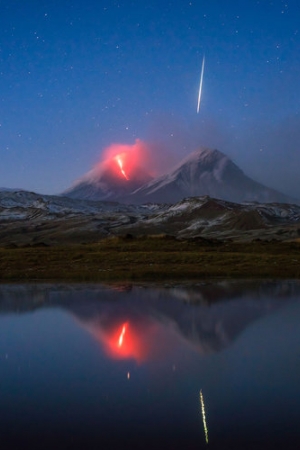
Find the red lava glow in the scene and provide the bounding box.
[115,155,129,180]
[90,139,156,182]
[108,321,144,360]
[79,317,180,364]
[88,320,158,363]
[118,323,127,346]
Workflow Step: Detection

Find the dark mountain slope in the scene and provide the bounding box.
[128,148,296,205]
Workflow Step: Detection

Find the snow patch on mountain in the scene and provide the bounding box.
[0,189,151,221]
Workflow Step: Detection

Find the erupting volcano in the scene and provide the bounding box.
[64,140,153,201]
[64,144,297,205]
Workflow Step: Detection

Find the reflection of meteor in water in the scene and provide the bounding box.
[200,389,209,444]
[115,155,129,180]
[197,56,205,114]
[118,323,127,347]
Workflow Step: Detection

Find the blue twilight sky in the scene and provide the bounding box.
[0,0,300,197]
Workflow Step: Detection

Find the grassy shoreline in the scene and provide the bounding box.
[0,236,299,282]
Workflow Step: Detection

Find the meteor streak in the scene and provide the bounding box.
[197,56,205,114]
[200,389,209,444]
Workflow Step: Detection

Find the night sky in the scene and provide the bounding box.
[1,0,300,198]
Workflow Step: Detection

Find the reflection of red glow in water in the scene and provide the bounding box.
[80,317,179,364]
[94,320,156,362]
[118,323,127,347]
[115,155,129,180]
[108,321,144,360]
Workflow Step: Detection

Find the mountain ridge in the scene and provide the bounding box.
[1,189,300,245]
[126,148,297,205]
[64,147,298,205]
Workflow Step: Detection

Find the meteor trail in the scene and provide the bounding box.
[200,389,209,444]
[197,56,205,114]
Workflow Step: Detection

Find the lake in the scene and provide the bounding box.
[0,280,300,449]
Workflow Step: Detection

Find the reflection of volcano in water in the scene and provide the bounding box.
[0,281,299,361]
[75,282,295,359]
[83,316,178,363]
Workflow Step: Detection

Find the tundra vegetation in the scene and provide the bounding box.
[0,235,299,282]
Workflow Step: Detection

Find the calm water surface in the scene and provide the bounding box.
[0,281,300,449]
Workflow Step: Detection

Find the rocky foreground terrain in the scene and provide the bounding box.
[1,189,300,246]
